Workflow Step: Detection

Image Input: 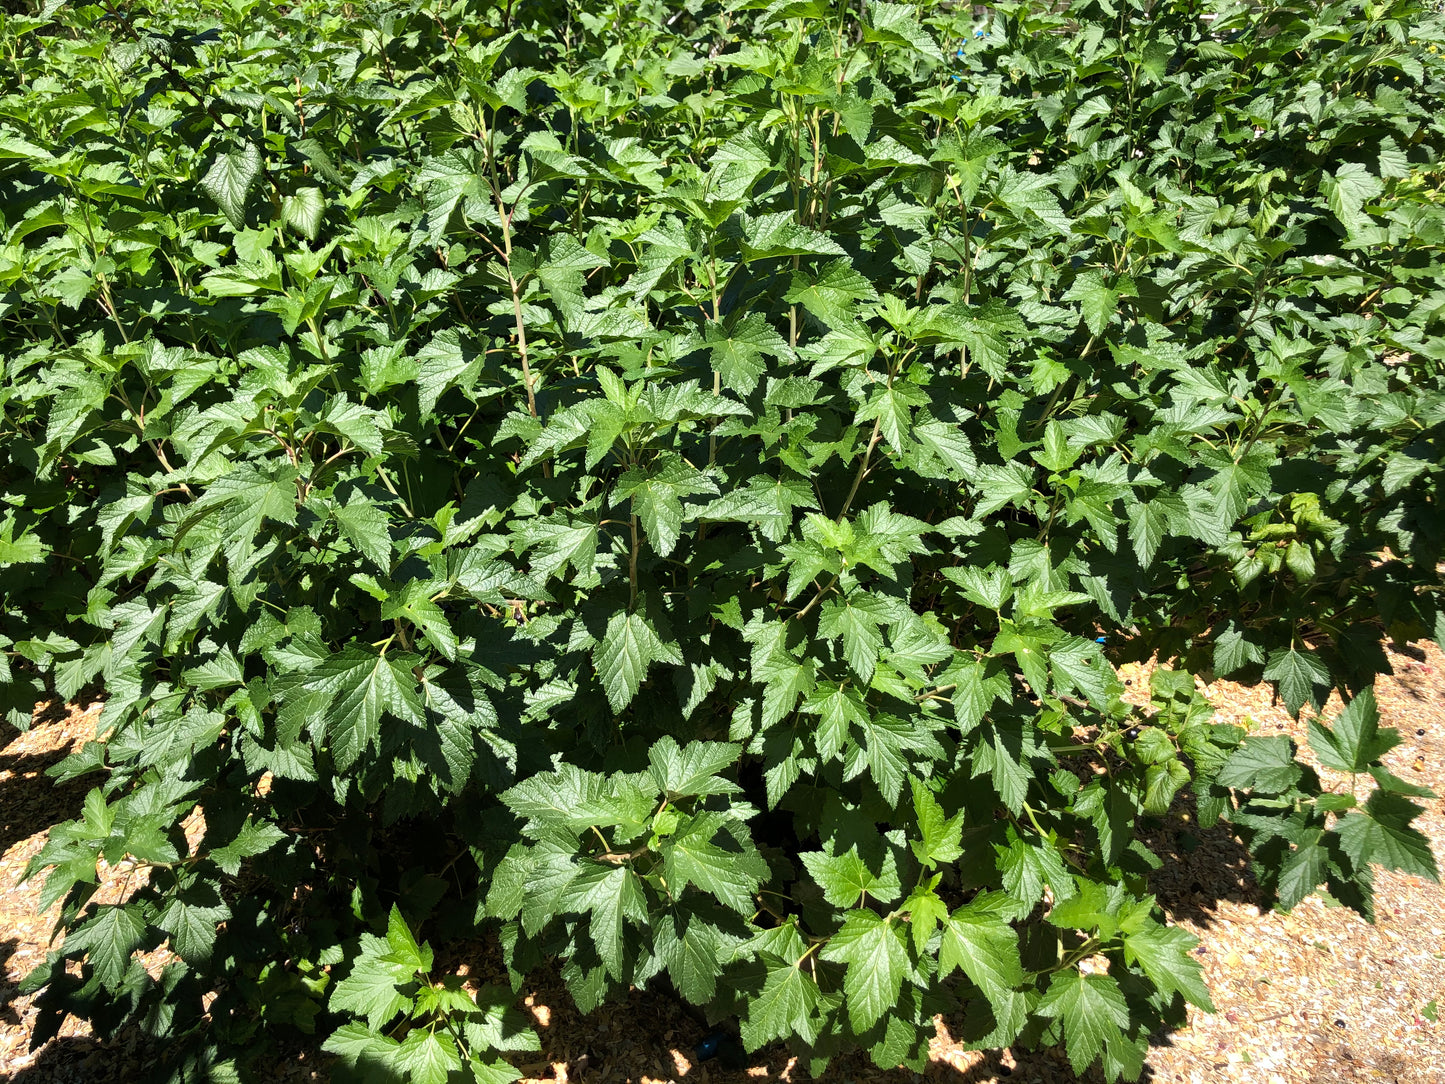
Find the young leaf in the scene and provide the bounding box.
[911,779,964,869]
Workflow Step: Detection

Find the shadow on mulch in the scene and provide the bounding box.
[1139,790,1263,930]
[0,1034,174,1084]
[0,942,19,1031]
[0,743,91,860]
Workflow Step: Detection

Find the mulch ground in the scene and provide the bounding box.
[3,641,1443,1084]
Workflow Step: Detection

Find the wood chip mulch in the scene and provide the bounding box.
[3,642,1443,1083]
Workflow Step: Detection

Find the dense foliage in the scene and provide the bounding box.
[3,0,1444,1078]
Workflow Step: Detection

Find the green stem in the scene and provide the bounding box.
[793,572,840,623]
[838,415,882,523]
[629,513,640,608]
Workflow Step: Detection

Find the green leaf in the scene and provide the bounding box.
[1063,270,1125,337]
[800,682,868,762]
[997,832,1075,909]
[460,986,540,1053]
[330,933,416,1030]
[942,656,1011,734]
[1036,970,1130,1076]
[992,621,1051,700]
[740,958,818,1049]
[819,910,908,1033]
[1216,736,1302,796]
[1322,161,1384,233]
[699,313,792,396]
[305,646,425,771]
[332,495,392,574]
[1202,447,1273,522]
[189,465,301,572]
[0,517,46,565]
[517,517,600,580]
[655,909,721,1003]
[817,594,888,682]
[417,150,487,242]
[1213,621,1263,677]
[903,882,949,954]
[201,143,262,229]
[1263,647,1330,717]
[280,188,327,240]
[911,411,977,479]
[394,1029,462,1084]
[616,456,715,558]
[918,300,1023,380]
[1122,921,1214,1010]
[1307,687,1398,773]
[862,0,941,58]
[382,588,458,661]
[593,609,683,713]
[855,380,928,455]
[800,845,900,908]
[157,887,231,966]
[849,713,927,806]
[1334,791,1439,882]
[1050,636,1116,708]
[737,210,847,261]
[0,132,54,160]
[502,764,653,836]
[938,898,1023,997]
[1276,828,1331,910]
[209,818,286,876]
[559,863,647,980]
[65,905,146,988]
[663,812,768,912]
[1367,762,1434,799]
[314,395,386,456]
[384,905,433,975]
[415,329,484,418]
[1126,500,1167,568]
[784,260,880,327]
[1046,879,1119,937]
[647,736,742,798]
[322,1023,404,1078]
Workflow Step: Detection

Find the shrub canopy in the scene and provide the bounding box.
[1,0,1443,1079]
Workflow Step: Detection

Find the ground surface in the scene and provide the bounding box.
[2,642,1443,1084]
